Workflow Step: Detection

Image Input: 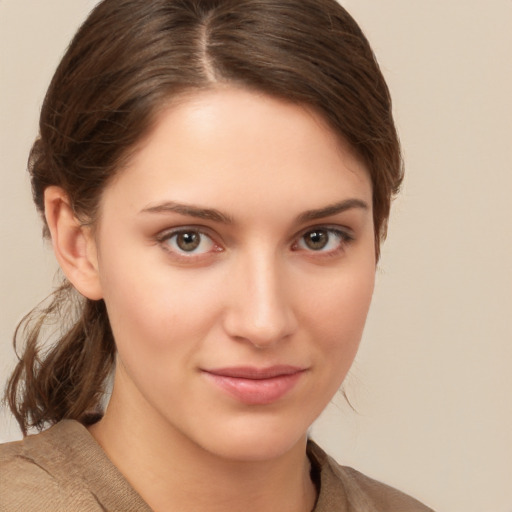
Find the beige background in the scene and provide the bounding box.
[1,1,511,510]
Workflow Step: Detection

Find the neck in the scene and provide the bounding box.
[89,377,317,512]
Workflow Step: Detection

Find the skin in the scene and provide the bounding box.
[45,87,376,512]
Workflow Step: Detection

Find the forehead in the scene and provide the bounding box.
[100,87,372,222]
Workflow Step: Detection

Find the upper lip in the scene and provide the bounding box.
[203,365,306,380]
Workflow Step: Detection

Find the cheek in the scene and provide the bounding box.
[308,264,375,332]
[98,252,222,357]
[339,269,375,334]
[293,265,375,424]
[305,263,375,373]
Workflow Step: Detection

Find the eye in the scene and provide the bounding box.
[294,227,352,254]
[158,228,219,256]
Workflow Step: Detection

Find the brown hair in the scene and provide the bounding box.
[6,0,402,435]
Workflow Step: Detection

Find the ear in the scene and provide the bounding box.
[44,186,103,300]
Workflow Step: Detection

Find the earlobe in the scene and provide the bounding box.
[44,186,103,300]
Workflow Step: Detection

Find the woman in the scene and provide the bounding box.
[1,0,434,510]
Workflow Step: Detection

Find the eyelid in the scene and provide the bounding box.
[155,225,224,259]
[157,225,211,239]
[291,224,355,254]
[293,223,355,241]
[153,223,354,261]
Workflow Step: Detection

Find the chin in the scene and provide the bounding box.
[210,436,306,463]
[189,415,311,463]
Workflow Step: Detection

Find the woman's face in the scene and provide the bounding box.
[91,87,375,461]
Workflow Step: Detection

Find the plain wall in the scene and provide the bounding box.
[1,1,511,511]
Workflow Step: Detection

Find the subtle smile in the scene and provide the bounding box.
[201,366,307,405]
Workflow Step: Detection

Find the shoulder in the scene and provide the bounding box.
[0,420,150,512]
[0,421,96,511]
[308,440,435,512]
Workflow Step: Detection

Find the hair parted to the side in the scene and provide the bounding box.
[6,0,403,435]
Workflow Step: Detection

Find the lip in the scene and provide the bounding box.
[202,365,306,405]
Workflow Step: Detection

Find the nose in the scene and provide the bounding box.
[222,250,298,348]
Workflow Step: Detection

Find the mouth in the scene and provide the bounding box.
[201,365,307,405]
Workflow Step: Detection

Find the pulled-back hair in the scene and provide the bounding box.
[6,0,402,435]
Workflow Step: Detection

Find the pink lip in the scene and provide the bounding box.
[202,365,306,405]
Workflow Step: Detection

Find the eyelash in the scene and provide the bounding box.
[156,227,222,261]
[155,225,354,261]
[291,226,354,257]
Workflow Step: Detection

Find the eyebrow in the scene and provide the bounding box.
[140,201,234,224]
[140,197,368,225]
[297,198,369,223]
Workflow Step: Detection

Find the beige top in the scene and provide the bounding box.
[0,420,434,511]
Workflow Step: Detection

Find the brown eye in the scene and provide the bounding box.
[161,229,216,255]
[176,232,201,252]
[303,229,329,250]
[294,227,351,254]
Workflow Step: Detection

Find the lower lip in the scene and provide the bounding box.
[203,371,304,405]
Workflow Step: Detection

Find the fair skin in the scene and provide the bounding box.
[45,87,376,512]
